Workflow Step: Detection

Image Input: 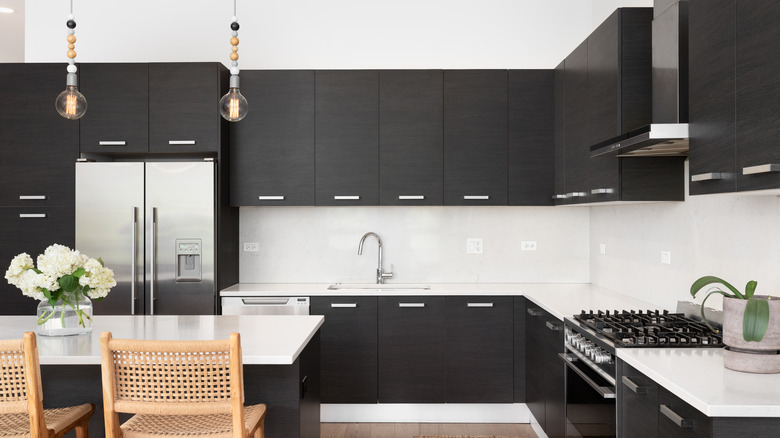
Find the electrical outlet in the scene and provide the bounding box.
[521,241,537,251]
[599,243,606,255]
[661,251,671,264]
[467,238,483,254]
[243,242,259,252]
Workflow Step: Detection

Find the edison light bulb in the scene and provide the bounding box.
[219,75,248,122]
[55,73,87,120]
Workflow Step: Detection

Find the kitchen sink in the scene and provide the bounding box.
[327,283,431,291]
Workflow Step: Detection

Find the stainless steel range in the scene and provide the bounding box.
[561,310,723,438]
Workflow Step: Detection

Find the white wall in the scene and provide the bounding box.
[240,206,590,283]
[0,0,24,62]
[590,161,780,311]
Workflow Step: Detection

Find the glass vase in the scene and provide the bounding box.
[36,295,93,336]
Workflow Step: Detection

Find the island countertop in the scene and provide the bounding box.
[0,315,324,366]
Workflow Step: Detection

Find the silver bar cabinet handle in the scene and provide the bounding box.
[546,321,561,331]
[99,141,127,146]
[150,207,157,315]
[334,195,360,200]
[743,164,780,175]
[660,404,693,428]
[258,196,285,201]
[19,214,46,218]
[168,140,196,145]
[331,303,358,308]
[621,376,647,394]
[398,195,425,200]
[467,302,494,308]
[567,192,587,198]
[131,207,137,315]
[527,308,543,317]
[463,195,489,200]
[691,172,725,182]
[19,195,47,200]
[591,188,615,194]
[399,303,425,308]
[552,194,568,200]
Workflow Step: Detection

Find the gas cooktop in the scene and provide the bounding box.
[573,309,723,348]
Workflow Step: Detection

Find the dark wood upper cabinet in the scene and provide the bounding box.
[688,0,737,195]
[315,70,379,206]
[443,70,508,205]
[563,41,590,204]
[229,70,315,206]
[379,70,443,205]
[735,0,780,192]
[79,63,149,153]
[508,70,555,206]
[148,63,227,153]
[553,61,567,204]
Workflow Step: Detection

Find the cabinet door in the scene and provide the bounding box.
[525,306,548,431]
[543,314,566,438]
[311,297,377,403]
[514,297,526,402]
[618,361,659,438]
[443,70,508,205]
[379,70,443,205]
[508,70,555,206]
[149,63,225,153]
[658,387,713,438]
[553,61,567,204]
[688,0,737,195]
[315,70,379,206]
[378,296,445,403]
[0,207,74,315]
[446,296,513,403]
[0,64,79,207]
[564,41,590,204]
[230,70,315,206]
[735,0,780,192]
[79,63,149,153]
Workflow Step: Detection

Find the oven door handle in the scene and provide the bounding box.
[558,353,616,399]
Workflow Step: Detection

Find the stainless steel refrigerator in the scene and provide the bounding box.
[75,161,217,315]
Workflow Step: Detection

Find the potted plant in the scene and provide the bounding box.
[691,276,780,373]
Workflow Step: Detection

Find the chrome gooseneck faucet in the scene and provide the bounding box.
[358,232,393,284]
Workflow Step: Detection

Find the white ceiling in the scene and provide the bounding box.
[0,0,24,62]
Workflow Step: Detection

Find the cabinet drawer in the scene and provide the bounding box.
[658,387,712,438]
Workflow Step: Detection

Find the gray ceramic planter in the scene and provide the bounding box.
[722,296,780,373]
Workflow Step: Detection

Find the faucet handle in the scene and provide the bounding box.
[382,264,394,279]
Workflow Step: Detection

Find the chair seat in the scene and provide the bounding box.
[0,403,94,438]
[121,403,266,438]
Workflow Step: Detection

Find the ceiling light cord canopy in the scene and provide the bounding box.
[55,0,87,120]
[219,0,248,122]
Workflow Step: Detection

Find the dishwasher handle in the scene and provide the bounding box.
[241,298,292,305]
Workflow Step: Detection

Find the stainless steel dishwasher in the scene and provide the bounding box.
[221,296,310,315]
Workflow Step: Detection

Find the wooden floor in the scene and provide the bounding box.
[321,423,538,438]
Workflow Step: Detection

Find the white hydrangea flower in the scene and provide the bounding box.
[36,244,84,279]
[15,270,47,301]
[5,253,34,287]
[80,258,116,299]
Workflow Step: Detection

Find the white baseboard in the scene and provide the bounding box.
[321,403,531,423]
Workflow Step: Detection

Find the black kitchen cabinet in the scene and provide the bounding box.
[310,297,377,403]
[688,0,737,195]
[526,304,565,438]
[563,40,589,205]
[79,63,149,153]
[514,297,527,402]
[658,386,712,438]
[508,70,555,206]
[443,70,508,205]
[378,296,445,403]
[148,63,227,153]
[0,207,74,315]
[315,70,379,206]
[553,61,567,204]
[446,296,513,403]
[735,0,780,192]
[229,70,315,206]
[379,70,443,205]
[618,361,660,438]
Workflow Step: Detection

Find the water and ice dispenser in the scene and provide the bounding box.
[175,239,202,282]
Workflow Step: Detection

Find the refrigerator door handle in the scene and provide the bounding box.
[150,207,157,315]
[131,207,137,315]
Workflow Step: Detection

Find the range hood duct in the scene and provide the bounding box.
[591,0,689,158]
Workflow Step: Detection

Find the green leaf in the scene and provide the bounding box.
[98,257,105,267]
[42,288,52,300]
[691,276,744,299]
[58,275,79,292]
[743,298,770,342]
[32,268,42,274]
[700,290,733,333]
[745,281,758,299]
[73,267,86,278]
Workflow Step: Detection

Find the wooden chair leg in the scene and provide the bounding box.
[75,420,89,438]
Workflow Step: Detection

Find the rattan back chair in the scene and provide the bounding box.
[99,331,266,438]
[0,332,95,438]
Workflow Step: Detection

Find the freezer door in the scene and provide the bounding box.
[76,162,144,315]
[145,162,215,315]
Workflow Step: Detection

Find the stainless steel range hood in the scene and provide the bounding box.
[591,0,689,158]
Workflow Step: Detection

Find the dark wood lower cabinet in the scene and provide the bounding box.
[618,361,659,438]
[378,296,446,403]
[525,303,565,438]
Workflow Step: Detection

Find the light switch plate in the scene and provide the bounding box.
[243,242,259,252]
[467,238,483,254]
[599,243,606,255]
[661,251,671,264]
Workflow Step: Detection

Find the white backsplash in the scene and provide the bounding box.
[239,206,590,284]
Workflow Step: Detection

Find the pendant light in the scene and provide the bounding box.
[219,0,248,122]
[55,0,87,120]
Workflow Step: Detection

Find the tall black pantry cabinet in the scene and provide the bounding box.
[0,64,79,315]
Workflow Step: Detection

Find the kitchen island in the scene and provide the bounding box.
[0,315,323,438]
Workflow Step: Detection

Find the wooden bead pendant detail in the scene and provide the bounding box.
[66,19,77,59]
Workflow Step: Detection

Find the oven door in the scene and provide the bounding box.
[560,351,616,438]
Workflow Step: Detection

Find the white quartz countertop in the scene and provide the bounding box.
[0,315,323,366]
[618,348,780,417]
